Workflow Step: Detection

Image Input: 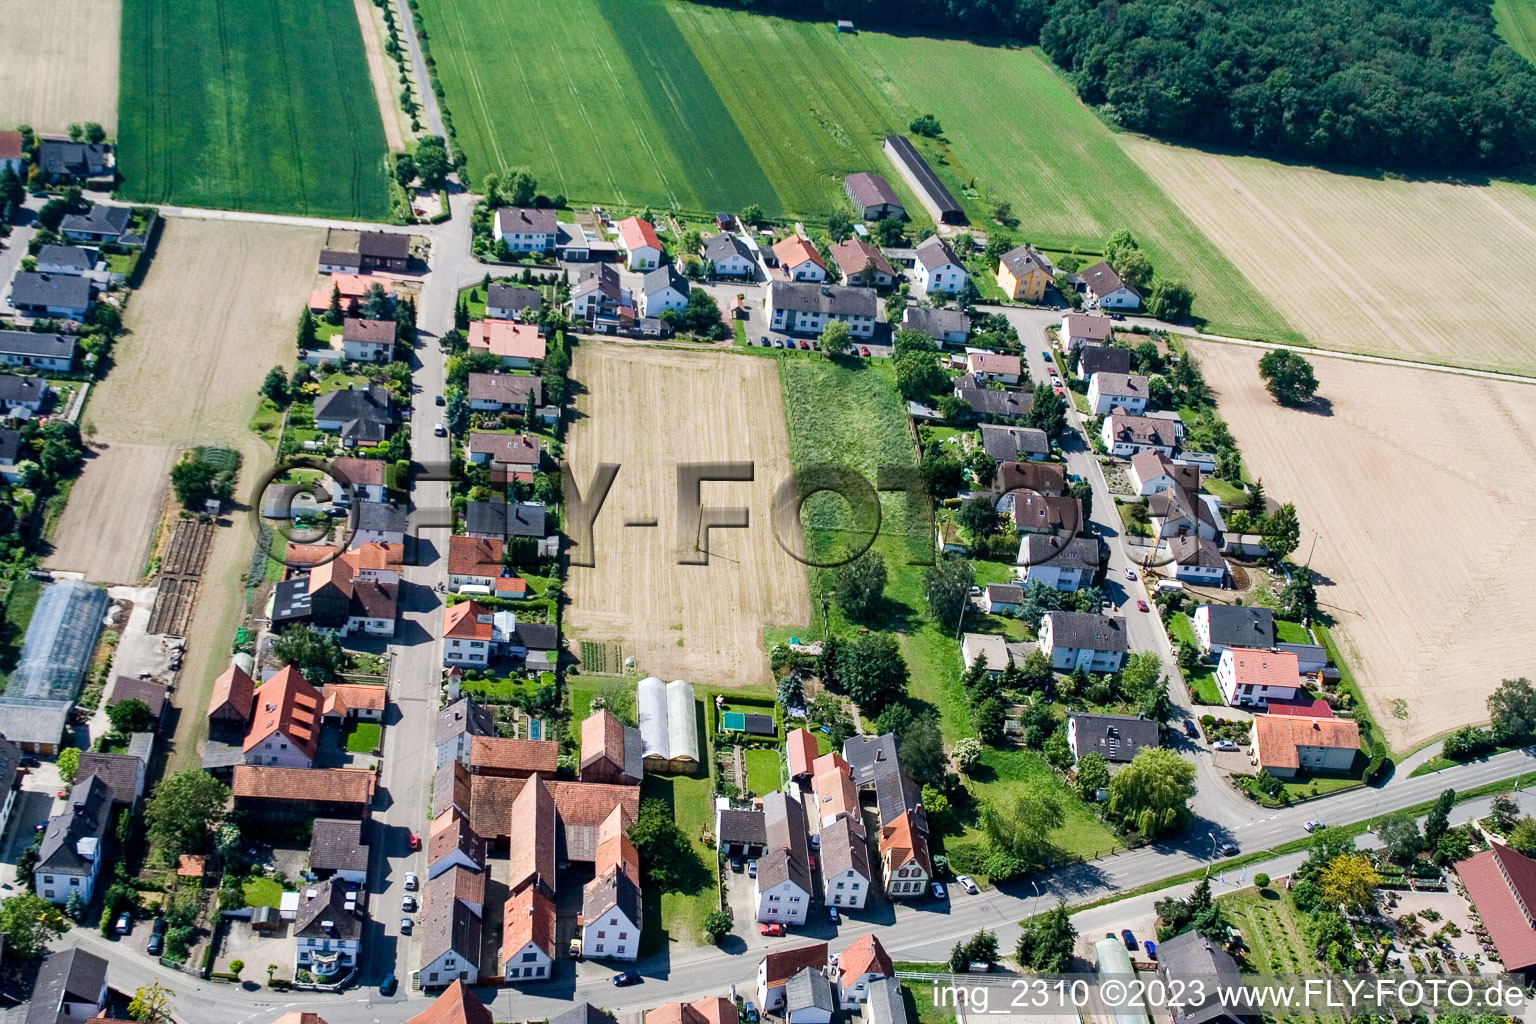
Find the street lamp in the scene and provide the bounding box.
[1206,831,1217,876]
[1030,881,1042,918]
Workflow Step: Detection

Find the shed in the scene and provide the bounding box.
[1094,937,1150,1024]
[836,20,855,32]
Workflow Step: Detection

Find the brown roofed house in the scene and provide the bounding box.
[109,676,168,723]
[468,735,559,778]
[232,765,375,821]
[1251,714,1360,780]
[786,726,818,781]
[405,980,495,1024]
[209,663,256,722]
[243,665,322,768]
[579,709,643,785]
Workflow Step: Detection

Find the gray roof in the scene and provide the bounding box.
[984,583,1023,604]
[1068,712,1159,763]
[1092,371,1149,398]
[582,865,642,923]
[0,698,71,747]
[717,808,767,847]
[867,977,910,1024]
[507,501,548,538]
[1200,605,1275,649]
[464,500,547,538]
[58,204,130,238]
[1160,931,1252,1024]
[10,272,92,310]
[310,817,369,872]
[1079,344,1132,377]
[37,776,112,875]
[26,948,107,1024]
[419,888,482,969]
[882,135,962,217]
[817,813,870,881]
[845,172,903,210]
[110,675,167,718]
[1082,260,1139,299]
[314,384,393,433]
[1045,611,1128,652]
[914,234,959,271]
[979,424,1048,460]
[270,576,312,627]
[573,263,622,301]
[75,752,140,804]
[0,375,47,406]
[37,141,110,177]
[702,233,752,263]
[513,621,558,653]
[1022,534,1102,573]
[551,1005,618,1024]
[843,732,900,786]
[487,284,542,314]
[358,230,409,258]
[998,246,1053,278]
[5,579,108,702]
[642,264,689,297]
[0,428,19,463]
[769,280,877,317]
[786,966,836,1012]
[437,697,495,746]
[1276,641,1326,664]
[874,769,926,833]
[356,500,407,534]
[902,305,969,340]
[293,879,365,939]
[496,207,559,235]
[760,791,811,892]
[956,384,1031,419]
[0,734,19,818]
[1169,535,1224,569]
[36,246,93,272]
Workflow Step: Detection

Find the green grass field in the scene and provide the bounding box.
[1496,0,1536,63]
[117,0,390,219]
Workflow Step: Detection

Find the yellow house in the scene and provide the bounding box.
[995,246,1054,302]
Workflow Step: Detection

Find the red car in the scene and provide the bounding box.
[407,832,421,851]
[800,340,811,350]
[760,923,785,937]
[1137,600,1149,612]
[860,347,871,357]
[1053,386,1064,395]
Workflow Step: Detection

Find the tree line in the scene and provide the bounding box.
[687,0,1536,171]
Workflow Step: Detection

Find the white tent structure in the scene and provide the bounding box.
[636,676,699,773]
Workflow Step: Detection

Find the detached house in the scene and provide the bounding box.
[467,319,546,368]
[58,203,130,243]
[1039,611,1128,672]
[293,879,364,980]
[494,208,558,251]
[832,238,896,289]
[571,264,630,331]
[911,235,965,297]
[1149,485,1221,541]
[447,536,505,593]
[766,281,877,338]
[9,271,93,319]
[1062,312,1113,351]
[27,949,108,1024]
[758,944,831,1015]
[979,424,1048,462]
[37,141,111,181]
[902,305,968,346]
[773,236,827,282]
[1067,712,1159,764]
[995,246,1053,302]
[965,351,1021,385]
[35,245,94,276]
[1077,344,1132,379]
[466,372,545,418]
[1217,647,1301,708]
[1167,535,1226,585]
[1192,605,1275,656]
[34,776,112,904]
[1129,450,1200,496]
[879,810,931,899]
[1081,261,1141,309]
[702,233,756,279]
[1252,714,1359,779]
[617,216,664,270]
[486,284,542,321]
[466,432,541,484]
[756,790,813,925]
[341,318,396,363]
[328,456,388,505]
[436,697,495,767]
[1087,372,1149,415]
[837,935,894,1009]
[0,330,75,372]
[1101,413,1178,457]
[314,384,395,447]
[1019,535,1102,592]
[243,665,322,767]
[640,265,690,317]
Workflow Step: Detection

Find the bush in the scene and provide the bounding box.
[1254,873,1270,889]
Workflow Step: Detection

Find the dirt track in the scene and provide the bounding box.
[564,343,810,685]
[44,443,173,584]
[1192,342,1536,749]
[0,0,119,133]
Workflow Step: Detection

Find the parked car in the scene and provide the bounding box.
[401,894,417,912]
[760,922,784,937]
[380,973,398,996]
[19,756,38,768]
[1121,929,1136,950]
[434,394,445,406]
[400,917,412,934]
[1053,386,1063,395]
[433,422,446,436]
[956,875,979,895]
[759,336,770,346]
[1182,720,1199,739]
[931,882,947,899]
[1305,820,1326,833]
[570,938,583,959]
[747,859,757,878]
[613,971,643,987]
[1218,842,1240,857]
[731,858,743,873]
[1143,940,1157,959]
[808,833,821,848]
[808,855,817,871]
[1109,312,1126,321]
[860,347,871,357]
[403,872,418,891]
[407,832,421,851]
[744,1003,759,1023]
[1136,600,1149,612]
[115,913,131,935]
[146,918,165,955]
[1212,740,1239,752]
[1042,350,1052,359]
[827,906,840,924]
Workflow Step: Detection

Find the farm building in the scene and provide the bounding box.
[882,135,964,224]
[843,172,904,220]
[637,677,700,773]
[0,580,109,752]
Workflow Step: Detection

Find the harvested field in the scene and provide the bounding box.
[1122,136,1536,375]
[1190,341,1536,749]
[44,442,173,584]
[147,519,216,634]
[0,0,120,134]
[564,343,810,684]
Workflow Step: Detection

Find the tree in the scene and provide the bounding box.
[833,551,887,622]
[229,959,245,978]
[1509,817,1536,855]
[1108,747,1196,837]
[1116,249,1154,293]
[57,746,80,785]
[1017,902,1076,972]
[827,212,853,241]
[359,282,396,320]
[629,798,700,890]
[326,281,344,325]
[992,200,1014,225]
[893,350,946,402]
[1258,349,1319,406]
[170,458,223,508]
[953,737,982,772]
[775,674,804,710]
[1424,788,1456,847]
[909,114,943,137]
[1147,280,1194,322]
[37,198,71,231]
[590,682,638,726]
[898,717,946,786]
[507,168,537,206]
[892,327,934,355]
[839,633,908,713]
[819,318,853,356]
[1277,572,1316,620]
[1025,382,1067,437]
[1318,853,1380,913]
[413,136,452,188]
[271,624,347,683]
[64,888,87,921]
[1489,677,1536,743]
[983,791,1063,874]
[703,909,733,943]
[1490,793,1521,834]
[395,152,418,188]
[128,981,175,1023]
[261,366,289,405]
[1254,872,1271,889]
[108,698,156,734]
[739,204,764,227]
[973,696,1006,745]
[1104,230,1139,267]
[1261,503,1301,559]
[85,122,107,144]
[146,770,229,859]
[924,556,973,630]
[808,691,854,748]
[1074,751,1110,801]
[215,821,242,857]
[659,289,725,339]
[1376,811,1423,863]
[955,495,999,538]
[874,217,906,247]
[0,894,69,957]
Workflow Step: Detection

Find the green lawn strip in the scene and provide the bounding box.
[1410,756,1457,777]
[1201,476,1247,505]
[243,877,284,908]
[1166,613,1221,703]
[1495,0,1536,64]
[1313,624,1389,770]
[343,721,382,753]
[1274,619,1312,644]
[743,747,783,796]
[639,772,719,955]
[0,576,43,680]
[117,0,390,218]
[845,36,1300,344]
[952,748,1119,870]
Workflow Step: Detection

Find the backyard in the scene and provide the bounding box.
[639,772,718,955]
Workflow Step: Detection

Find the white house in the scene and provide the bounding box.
[1086,372,1149,415]
[617,217,664,270]
[1128,450,1199,496]
[1192,604,1274,656]
[501,887,556,982]
[494,207,558,251]
[341,318,395,363]
[427,808,484,879]
[1080,261,1141,309]
[436,697,494,768]
[981,583,1022,615]
[639,266,689,317]
[965,350,1021,385]
[28,950,108,1024]
[765,281,877,338]
[702,233,757,278]
[580,869,642,961]
[1038,611,1128,672]
[1218,647,1301,708]
[1061,312,1113,350]
[773,236,827,281]
[1101,413,1178,457]
[836,935,893,1009]
[1018,534,1101,592]
[758,944,830,1014]
[786,968,837,1024]
[418,899,481,988]
[912,235,966,297]
[819,815,871,910]
[878,812,930,899]
[293,881,364,979]
[0,330,76,373]
[961,632,1012,675]
[1166,535,1226,586]
[328,457,388,506]
[1149,486,1221,542]
[33,777,111,905]
[756,791,813,925]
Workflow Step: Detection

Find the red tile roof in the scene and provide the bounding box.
[617,216,662,253]
[508,776,556,893]
[443,600,493,640]
[0,132,23,162]
[468,320,546,361]
[838,933,893,989]
[448,535,503,577]
[231,766,375,805]
[880,811,931,875]
[1225,647,1300,690]
[1252,714,1360,771]
[646,998,738,1024]
[1456,845,1536,972]
[322,683,387,714]
[761,942,829,988]
[405,981,494,1024]
[244,666,322,759]
[209,663,255,720]
[1264,697,1334,718]
[501,885,556,961]
[787,727,818,779]
[331,456,388,486]
[470,736,560,775]
[773,236,825,272]
[592,805,640,884]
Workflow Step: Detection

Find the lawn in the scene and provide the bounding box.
[343,720,381,753]
[1201,476,1248,506]
[116,0,390,219]
[1496,0,1536,63]
[1219,885,1338,1024]
[0,576,43,685]
[1168,613,1222,704]
[639,772,718,954]
[243,877,284,908]
[743,747,782,796]
[953,747,1119,868]
[1274,619,1312,644]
